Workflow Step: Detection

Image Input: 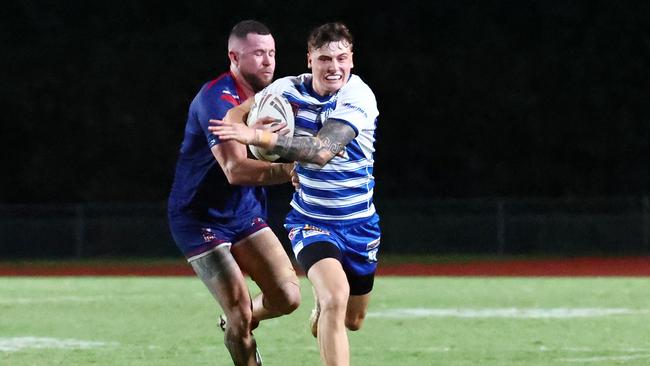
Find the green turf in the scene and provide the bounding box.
[2,276,650,365]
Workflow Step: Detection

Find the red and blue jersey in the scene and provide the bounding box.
[168,72,267,220]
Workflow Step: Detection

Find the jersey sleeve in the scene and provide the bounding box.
[194,85,237,148]
[326,79,378,136]
[254,77,294,100]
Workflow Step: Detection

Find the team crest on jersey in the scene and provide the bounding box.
[201,228,216,243]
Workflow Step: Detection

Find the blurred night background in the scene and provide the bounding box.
[1,0,649,257]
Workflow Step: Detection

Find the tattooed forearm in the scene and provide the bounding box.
[270,120,356,165]
[272,135,322,162]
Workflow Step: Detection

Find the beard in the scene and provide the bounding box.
[241,69,273,92]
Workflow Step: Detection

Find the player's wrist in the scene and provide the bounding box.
[254,129,276,149]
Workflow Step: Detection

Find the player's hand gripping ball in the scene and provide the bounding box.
[246,93,295,161]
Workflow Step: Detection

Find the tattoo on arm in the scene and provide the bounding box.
[271,120,356,164]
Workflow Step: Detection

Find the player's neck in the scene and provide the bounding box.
[229,68,254,100]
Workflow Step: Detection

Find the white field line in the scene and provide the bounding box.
[541,347,650,353]
[0,291,207,305]
[559,354,650,363]
[367,308,650,319]
[0,296,108,304]
[365,346,451,353]
[0,337,116,352]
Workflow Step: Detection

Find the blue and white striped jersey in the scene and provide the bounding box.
[259,73,379,222]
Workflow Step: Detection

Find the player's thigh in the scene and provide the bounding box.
[231,229,297,292]
[190,246,251,312]
[308,258,350,306]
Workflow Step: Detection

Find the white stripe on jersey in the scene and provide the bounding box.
[299,175,373,190]
[297,109,318,120]
[290,200,376,221]
[301,189,374,208]
[300,160,373,172]
[260,73,379,222]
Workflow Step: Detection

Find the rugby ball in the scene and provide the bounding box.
[246,92,295,161]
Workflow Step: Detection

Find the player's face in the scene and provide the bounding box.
[308,40,354,96]
[237,34,276,92]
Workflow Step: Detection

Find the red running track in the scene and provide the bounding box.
[1,257,650,276]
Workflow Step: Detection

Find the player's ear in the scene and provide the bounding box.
[228,50,239,66]
[306,52,312,69]
[350,52,354,69]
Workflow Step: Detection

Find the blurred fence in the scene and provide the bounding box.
[1,197,649,258]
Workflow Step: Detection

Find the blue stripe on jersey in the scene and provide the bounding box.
[294,195,372,216]
[290,82,313,100]
[345,140,367,161]
[299,165,374,182]
[300,181,373,199]
[295,116,318,131]
[284,93,300,103]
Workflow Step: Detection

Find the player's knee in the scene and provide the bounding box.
[345,312,366,331]
[272,284,301,314]
[279,283,301,314]
[265,281,301,314]
[319,287,349,316]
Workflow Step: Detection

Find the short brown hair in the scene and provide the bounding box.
[307,22,354,51]
[229,20,271,40]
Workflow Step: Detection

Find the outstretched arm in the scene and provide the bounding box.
[210,119,356,166]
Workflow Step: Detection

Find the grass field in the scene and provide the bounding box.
[2,276,650,365]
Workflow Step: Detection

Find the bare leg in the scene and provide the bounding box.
[310,289,371,336]
[307,258,350,366]
[232,229,300,324]
[191,245,260,366]
[345,293,371,331]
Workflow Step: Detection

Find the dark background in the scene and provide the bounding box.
[2,0,649,204]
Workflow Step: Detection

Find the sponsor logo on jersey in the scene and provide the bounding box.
[366,238,380,250]
[343,102,368,118]
[305,224,329,234]
[220,89,240,106]
[208,135,218,148]
[288,228,300,241]
[368,248,378,262]
[303,224,328,234]
[302,224,330,239]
